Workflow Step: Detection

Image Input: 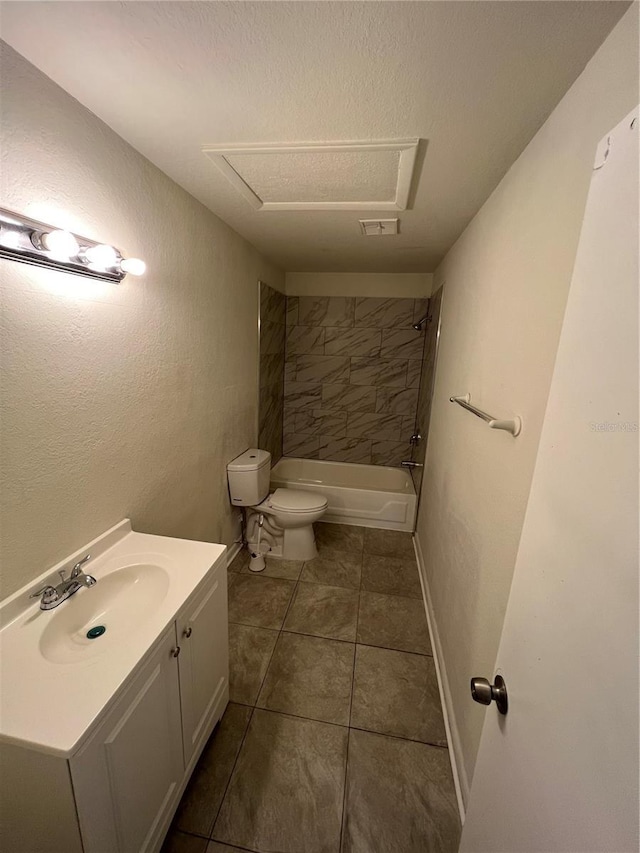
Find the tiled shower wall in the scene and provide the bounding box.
[283,296,427,466]
[410,286,444,497]
[258,282,286,462]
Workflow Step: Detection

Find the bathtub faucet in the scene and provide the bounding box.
[401,460,423,469]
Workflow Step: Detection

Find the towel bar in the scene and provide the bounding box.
[449,394,522,436]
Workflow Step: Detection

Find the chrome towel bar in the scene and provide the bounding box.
[449,394,522,436]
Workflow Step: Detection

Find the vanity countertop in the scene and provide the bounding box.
[0,520,226,758]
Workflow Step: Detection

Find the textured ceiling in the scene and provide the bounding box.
[0,1,628,272]
[222,149,401,204]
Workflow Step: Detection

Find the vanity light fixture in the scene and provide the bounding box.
[0,207,146,283]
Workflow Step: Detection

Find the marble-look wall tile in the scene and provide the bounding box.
[283,407,297,435]
[406,360,422,388]
[322,383,377,412]
[262,415,283,463]
[295,355,350,384]
[286,325,325,355]
[294,410,348,438]
[376,387,420,416]
[260,319,285,356]
[259,384,281,429]
[286,296,299,327]
[371,440,411,467]
[283,433,320,458]
[261,284,286,326]
[284,381,322,409]
[380,328,425,360]
[402,415,417,434]
[354,297,415,328]
[411,285,444,495]
[258,283,286,463]
[324,328,382,357]
[298,296,355,328]
[318,436,372,464]
[350,358,407,388]
[261,352,285,388]
[279,294,426,468]
[346,412,404,440]
[284,356,297,383]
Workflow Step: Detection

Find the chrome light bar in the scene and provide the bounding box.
[0,207,145,283]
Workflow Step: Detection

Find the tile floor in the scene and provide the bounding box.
[163,523,461,853]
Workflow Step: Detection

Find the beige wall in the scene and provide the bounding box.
[286,272,432,298]
[415,6,639,802]
[0,44,283,598]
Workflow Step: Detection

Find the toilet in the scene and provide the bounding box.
[227,448,328,562]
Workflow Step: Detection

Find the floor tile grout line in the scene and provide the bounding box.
[338,726,353,853]
[174,827,209,841]
[348,549,364,729]
[278,626,357,646]
[339,549,363,853]
[346,723,450,751]
[217,528,428,852]
[251,567,300,708]
[251,704,351,730]
[354,640,434,659]
[207,704,256,840]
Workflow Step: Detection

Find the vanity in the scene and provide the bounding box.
[0,520,229,853]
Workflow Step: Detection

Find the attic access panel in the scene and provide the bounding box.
[202,139,419,211]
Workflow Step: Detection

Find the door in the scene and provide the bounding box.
[177,562,229,766]
[71,625,185,853]
[460,109,638,852]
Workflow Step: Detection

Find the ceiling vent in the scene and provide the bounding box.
[202,139,419,212]
[359,219,399,236]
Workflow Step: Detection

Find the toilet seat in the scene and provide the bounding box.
[268,488,328,514]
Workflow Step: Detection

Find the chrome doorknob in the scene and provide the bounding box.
[470,675,508,715]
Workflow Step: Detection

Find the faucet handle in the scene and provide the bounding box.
[29,585,58,603]
[71,554,91,578]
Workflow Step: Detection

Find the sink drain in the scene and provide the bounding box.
[86,625,106,639]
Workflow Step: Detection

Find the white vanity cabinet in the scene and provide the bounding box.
[0,544,229,853]
[71,565,229,853]
[71,624,185,853]
[176,570,229,768]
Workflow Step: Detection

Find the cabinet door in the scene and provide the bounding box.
[176,562,229,766]
[70,625,184,853]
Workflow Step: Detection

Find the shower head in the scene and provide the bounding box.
[412,298,431,330]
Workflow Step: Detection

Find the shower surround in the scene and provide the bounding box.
[258,282,286,462]
[283,296,427,466]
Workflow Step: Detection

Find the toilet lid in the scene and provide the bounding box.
[270,488,328,513]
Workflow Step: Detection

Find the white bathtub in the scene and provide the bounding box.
[271,457,417,532]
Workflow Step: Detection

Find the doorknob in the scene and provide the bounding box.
[470,674,508,715]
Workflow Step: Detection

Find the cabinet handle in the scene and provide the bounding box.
[183,627,192,639]
[171,646,181,658]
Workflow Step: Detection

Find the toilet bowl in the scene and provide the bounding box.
[227,449,328,561]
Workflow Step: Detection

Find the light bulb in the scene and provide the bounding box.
[84,243,118,269]
[42,229,80,259]
[120,257,146,276]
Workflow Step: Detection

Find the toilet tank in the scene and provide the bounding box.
[227,448,271,506]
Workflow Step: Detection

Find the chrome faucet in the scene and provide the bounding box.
[30,554,97,610]
[401,460,424,469]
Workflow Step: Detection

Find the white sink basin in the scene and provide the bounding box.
[0,519,227,757]
[39,564,170,664]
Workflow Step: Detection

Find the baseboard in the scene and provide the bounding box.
[413,533,468,823]
[226,540,243,567]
